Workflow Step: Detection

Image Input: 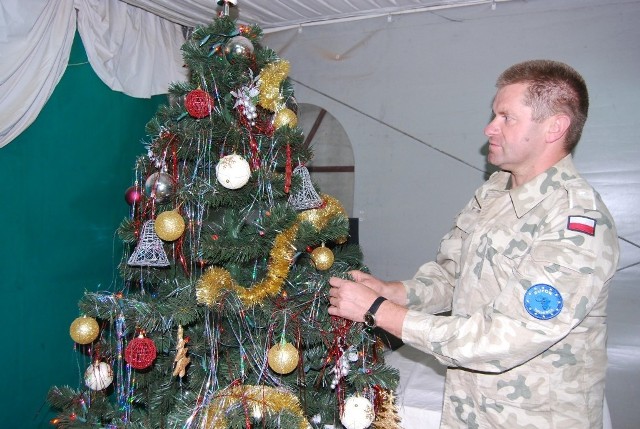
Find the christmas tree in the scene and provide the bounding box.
[48,6,399,429]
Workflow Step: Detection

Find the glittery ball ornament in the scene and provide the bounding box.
[84,361,114,391]
[273,108,298,129]
[267,342,299,374]
[154,210,186,241]
[216,154,251,189]
[185,89,214,119]
[224,35,254,61]
[311,245,334,271]
[144,172,173,203]
[69,316,99,344]
[124,185,143,206]
[124,335,157,370]
[340,396,375,429]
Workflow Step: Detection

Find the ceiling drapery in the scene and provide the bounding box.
[0,0,495,148]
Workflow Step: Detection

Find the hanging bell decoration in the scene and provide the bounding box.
[127,220,170,267]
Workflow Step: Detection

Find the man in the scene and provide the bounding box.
[328,60,619,428]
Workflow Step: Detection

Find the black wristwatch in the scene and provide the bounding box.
[363,296,387,329]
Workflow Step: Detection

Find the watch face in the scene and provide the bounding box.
[363,312,375,328]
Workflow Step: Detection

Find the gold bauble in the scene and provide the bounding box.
[273,108,298,129]
[311,246,335,271]
[267,342,299,374]
[154,210,185,241]
[70,316,99,344]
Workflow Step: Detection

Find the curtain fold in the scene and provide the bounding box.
[76,0,187,99]
[0,0,190,148]
[0,0,76,148]
[120,0,215,27]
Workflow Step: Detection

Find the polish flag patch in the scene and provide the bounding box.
[567,215,596,236]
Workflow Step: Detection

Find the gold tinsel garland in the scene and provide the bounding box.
[196,224,299,307]
[258,60,290,112]
[196,195,346,307]
[201,385,311,429]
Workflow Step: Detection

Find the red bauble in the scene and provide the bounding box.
[185,89,214,118]
[124,336,157,370]
[125,185,143,206]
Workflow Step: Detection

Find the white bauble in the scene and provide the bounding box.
[84,361,114,391]
[340,396,375,429]
[215,154,251,189]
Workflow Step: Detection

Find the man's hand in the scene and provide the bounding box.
[328,275,380,322]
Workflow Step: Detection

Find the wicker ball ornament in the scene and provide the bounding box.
[69,316,99,344]
[154,210,186,241]
[311,245,334,271]
[84,361,114,391]
[267,342,299,374]
[124,335,157,370]
[185,89,214,118]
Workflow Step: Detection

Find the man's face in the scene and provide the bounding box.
[484,83,548,179]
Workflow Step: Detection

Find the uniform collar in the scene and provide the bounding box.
[476,155,579,217]
[509,154,580,218]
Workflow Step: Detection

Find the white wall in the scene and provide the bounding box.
[264,1,640,427]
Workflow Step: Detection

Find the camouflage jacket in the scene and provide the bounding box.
[401,155,619,428]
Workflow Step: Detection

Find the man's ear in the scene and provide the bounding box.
[546,114,571,144]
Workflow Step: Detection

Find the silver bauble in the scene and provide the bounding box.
[224,36,254,61]
[144,172,173,203]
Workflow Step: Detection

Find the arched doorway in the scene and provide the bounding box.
[297,103,354,217]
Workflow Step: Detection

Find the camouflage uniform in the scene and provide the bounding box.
[401,155,619,428]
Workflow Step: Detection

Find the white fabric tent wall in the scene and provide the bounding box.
[261,1,640,427]
[1,0,638,426]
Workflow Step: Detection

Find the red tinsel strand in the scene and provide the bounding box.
[171,137,179,195]
[241,397,251,429]
[249,134,260,170]
[284,144,292,193]
[175,235,190,276]
[168,137,190,275]
[372,384,384,413]
[329,316,353,413]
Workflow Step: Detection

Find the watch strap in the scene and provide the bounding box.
[367,296,387,316]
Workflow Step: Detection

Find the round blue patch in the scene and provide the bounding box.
[524,284,563,320]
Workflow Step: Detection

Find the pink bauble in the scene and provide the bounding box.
[125,185,143,206]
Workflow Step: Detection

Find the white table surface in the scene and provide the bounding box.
[384,345,612,429]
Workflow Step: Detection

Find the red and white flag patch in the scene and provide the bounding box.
[567,215,596,236]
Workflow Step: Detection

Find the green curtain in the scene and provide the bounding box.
[0,32,165,428]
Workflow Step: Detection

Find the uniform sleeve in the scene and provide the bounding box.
[401,194,480,314]
[401,199,619,373]
[402,228,459,314]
